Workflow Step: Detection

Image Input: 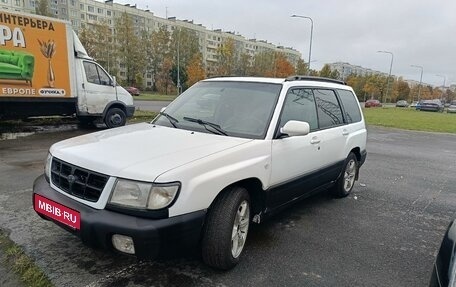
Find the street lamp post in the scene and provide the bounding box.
[377,51,394,103]
[411,65,423,101]
[176,28,181,95]
[291,15,313,75]
[436,74,446,101]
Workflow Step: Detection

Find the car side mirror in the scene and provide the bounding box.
[280,120,310,137]
[111,76,117,87]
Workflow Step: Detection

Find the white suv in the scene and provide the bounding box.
[33,76,367,270]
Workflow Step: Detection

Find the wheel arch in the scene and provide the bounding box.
[102,101,127,117]
[208,177,266,220]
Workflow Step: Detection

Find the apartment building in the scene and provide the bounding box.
[328,62,389,79]
[1,0,301,86]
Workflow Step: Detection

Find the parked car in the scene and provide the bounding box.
[447,101,456,113]
[33,76,367,270]
[420,99,444,112]
[365,99,382,108]
[416,100,424,110]
[410,101,418,108]
[396,100,409,107]
[429,219,456,287]
[125,86,140,96]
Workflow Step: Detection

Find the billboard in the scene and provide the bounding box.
[0,11,71,97]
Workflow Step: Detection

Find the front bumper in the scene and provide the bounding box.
[359,150,367,167]
[32,175,205,259]
[126,105,135,117]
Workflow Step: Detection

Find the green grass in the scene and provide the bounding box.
[0,231,53,287]
[128,110,158,123]
[363,107,456,133]
[133,93,177,101]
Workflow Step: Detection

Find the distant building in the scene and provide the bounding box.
[1,0,301,86]
[328,62,389,79]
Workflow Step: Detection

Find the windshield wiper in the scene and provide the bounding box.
[183,116,228,136]
[159,112,179,128]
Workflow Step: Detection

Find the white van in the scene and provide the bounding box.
[0,10,134,128]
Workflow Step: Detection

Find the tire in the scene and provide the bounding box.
[104,107,126,128]
[202,186,250,270]
[332,152,358,198]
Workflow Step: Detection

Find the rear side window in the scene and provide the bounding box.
[279,88,318,131]
[313,89,344,129]
[337,89,362,123]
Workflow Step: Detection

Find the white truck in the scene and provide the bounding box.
[0,10,134,128]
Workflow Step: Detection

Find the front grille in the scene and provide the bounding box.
[51,157,109,202]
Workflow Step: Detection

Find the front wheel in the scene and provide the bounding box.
[332,152,358,198]
[104,108,126,128]
[202,186,250,270]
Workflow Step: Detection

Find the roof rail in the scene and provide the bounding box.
[285,75,346,85]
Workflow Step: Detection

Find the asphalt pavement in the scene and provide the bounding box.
[0,126,455,286]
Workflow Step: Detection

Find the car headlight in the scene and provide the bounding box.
[109,179,180,210]
[44,152,52,182]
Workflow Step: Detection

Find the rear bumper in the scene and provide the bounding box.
[32,175,205,259]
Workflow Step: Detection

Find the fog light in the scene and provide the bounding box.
[112,234,135,254]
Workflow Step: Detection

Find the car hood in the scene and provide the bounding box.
[50,123,253,182]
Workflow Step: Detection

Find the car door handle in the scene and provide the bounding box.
[342,129,349,136]
[310,137,320,144]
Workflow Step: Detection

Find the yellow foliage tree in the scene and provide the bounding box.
[186,53,206,87]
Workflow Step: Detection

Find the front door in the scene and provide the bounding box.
[269,88,322,208]
[81,61,116,114]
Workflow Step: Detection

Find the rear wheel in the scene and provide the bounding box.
[104,107,126,128]
[333,152,358,198]
[202,186,250,270]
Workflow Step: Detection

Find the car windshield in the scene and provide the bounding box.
[152,81,282,139]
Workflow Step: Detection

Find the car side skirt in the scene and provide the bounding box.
[265,160,344,213]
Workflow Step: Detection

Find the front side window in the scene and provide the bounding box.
[83,62,111,86]
[314,89,344,129]
[153,81,281,139]
[279,88,318,131]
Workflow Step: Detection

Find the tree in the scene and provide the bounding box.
[186,53,206,87]
[234,52,252,76]
[155,56,174,94]
[319,64,332,78]
[215,38,236,76]
[170,65,188,90]
[35,0,51,17]
[274,53,294,78]
[393,79,410,101]
[295,58,308,75]
[115,12,146,85]
[251,50,274,77]
[78,21,116,74]
[150,26,172,90]
[171,28,200,70]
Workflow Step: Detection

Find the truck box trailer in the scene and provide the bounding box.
[0,10,135,128]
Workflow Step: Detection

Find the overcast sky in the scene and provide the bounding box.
[121,0,455,87]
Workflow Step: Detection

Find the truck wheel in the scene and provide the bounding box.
[104,108,126,128]
[332,152,358,198]
[202,186,250,270]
